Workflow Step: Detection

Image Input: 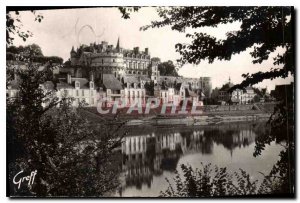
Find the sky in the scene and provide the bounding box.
[10,7,294,91]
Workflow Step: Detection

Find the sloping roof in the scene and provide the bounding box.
[123,75,139,84]
[71,78,89,89]
[139,75,151,81]
[103,74,123,90]
[57,80,74,89]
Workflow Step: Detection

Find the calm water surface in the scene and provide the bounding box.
[113,121,284,197]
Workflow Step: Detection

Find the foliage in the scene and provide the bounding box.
[151,57,161,64]
[7,44,43,56]
[161,161,294,197]
[6,10,43,45]
[7,44,64,64]
[160,163,261,197]
[118,7,140,19]
[253,84,294,195]
[7,64,123,196]
[140,7,294,89]
[158,60,179,76]
[144,81,155,96]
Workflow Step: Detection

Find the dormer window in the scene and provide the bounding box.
[75,81,80,89]
[90,81,94,89]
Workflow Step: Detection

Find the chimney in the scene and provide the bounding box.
[145,48,149,55]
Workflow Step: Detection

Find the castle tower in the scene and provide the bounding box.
[70,46,77,65]
[116,36,122,52]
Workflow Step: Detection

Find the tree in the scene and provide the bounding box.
[133,7,294,196]
[6,8,123,197]
[118,7,140,19]
[7,44,43,57]
[144,81,155,96]
[6,10,43,46]
[7,44,63,64]
[161,163,259,197]
[158,60,179,76]
[7,63,123,196]
[140,7,294,89]
[151,57,161,64]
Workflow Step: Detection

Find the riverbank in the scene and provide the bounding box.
[80,103,276,126]
[126,113,271,126]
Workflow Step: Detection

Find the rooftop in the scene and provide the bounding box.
[103,74,123,90]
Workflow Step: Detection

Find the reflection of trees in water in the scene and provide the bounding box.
[119,122,261,190]
[182,130,213,154]
[205,124,258,152]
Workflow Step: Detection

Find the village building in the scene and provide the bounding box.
[231,86,256,104]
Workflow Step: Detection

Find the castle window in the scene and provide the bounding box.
[82,90,84,96]
[90,82,94,89]
[76,90,79,96]
[102,59,104,64]
[113,59,115,63]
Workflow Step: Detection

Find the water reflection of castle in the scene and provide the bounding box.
[119,123,258,191]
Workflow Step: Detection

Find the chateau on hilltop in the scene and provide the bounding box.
[68,37,151,80]
[7,38,212,108]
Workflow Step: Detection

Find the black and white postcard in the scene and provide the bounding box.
[6,6,295,198]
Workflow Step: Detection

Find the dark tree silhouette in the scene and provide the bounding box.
[140,7,294,89]
[127,6,295,196]
[158,60,179,76]
[6,10,43,45]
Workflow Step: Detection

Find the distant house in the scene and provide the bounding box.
[122,75,147,106]
[102,74,124,107]
[44,73,98,107]
[231,86,256,104]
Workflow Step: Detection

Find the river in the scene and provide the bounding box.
[112,121,284,197]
